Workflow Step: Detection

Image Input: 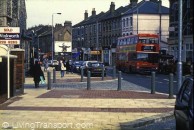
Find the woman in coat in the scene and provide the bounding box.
[33,60,45,88]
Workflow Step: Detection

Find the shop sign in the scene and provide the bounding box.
[0,27,20,45]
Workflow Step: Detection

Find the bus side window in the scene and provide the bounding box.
[131,38,134,44]
[134,37,138,44]
[140,39,146,43]
[150,39,155,44]
[128,38,131,44]
[146,39,149,44]
[124,39,127,45]
[127,38,130,44]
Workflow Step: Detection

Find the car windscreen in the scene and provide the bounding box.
[74,61,84,65]
[89,63,104,67]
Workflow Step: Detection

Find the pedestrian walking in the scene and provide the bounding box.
[33,60,45,88]
[60,60,66,77]
[43,58,49,71]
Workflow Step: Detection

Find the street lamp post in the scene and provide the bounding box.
[52,13,61,62]
[37,35,40,60]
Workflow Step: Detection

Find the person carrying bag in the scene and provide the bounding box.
[60,60,66,77]
[33,61,45,88]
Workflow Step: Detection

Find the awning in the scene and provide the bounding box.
[90,51,101,55]
[72,52,81,58]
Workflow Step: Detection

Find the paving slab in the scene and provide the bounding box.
[0,71,176,130]
[0,87,175,130]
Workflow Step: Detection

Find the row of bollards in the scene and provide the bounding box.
[150,71,174,99]
[47,67,176,98]
[47,67,118,90]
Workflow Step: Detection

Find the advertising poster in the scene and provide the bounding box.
[55,41,72,53]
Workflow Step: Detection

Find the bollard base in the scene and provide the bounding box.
[168,95,174,99]
[117,88,121,91]
[87,88,91,90]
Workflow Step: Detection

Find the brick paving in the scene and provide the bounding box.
[0,94,7,104]
[38,89,170,99]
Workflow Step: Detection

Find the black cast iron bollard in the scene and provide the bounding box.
[53,69,56,83]
[81,68,84,82]
[169,73,174,99]
[117,71,122,91]
[151,71,155,94]
[102,65,105,80]
[47,71,51,90]
[113,66,116,79]
[87,71,91,90]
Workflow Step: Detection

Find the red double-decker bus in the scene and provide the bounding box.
[116,34,160,73]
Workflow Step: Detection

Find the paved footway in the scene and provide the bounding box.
[0,87,175,130]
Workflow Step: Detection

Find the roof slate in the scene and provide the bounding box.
[72,0,169,27]
[123,1,169,15]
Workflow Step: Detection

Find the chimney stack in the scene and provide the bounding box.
[84,10,88,20]
[92,8,96,16]
[110,2,115,13]
[130,0,138,7]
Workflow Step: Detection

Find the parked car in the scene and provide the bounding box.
[48,60,60,70]
[48,60,59,67]
[72,61,84,73]
[80,61,98,70]
[81,61,106,76]
[174,77,193,130]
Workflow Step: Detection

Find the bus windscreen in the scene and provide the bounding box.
[139,37,159,44]
[136,53,158,63]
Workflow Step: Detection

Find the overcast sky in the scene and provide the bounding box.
[26,0,169,28]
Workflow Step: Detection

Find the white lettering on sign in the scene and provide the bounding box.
[0,34,20,39]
